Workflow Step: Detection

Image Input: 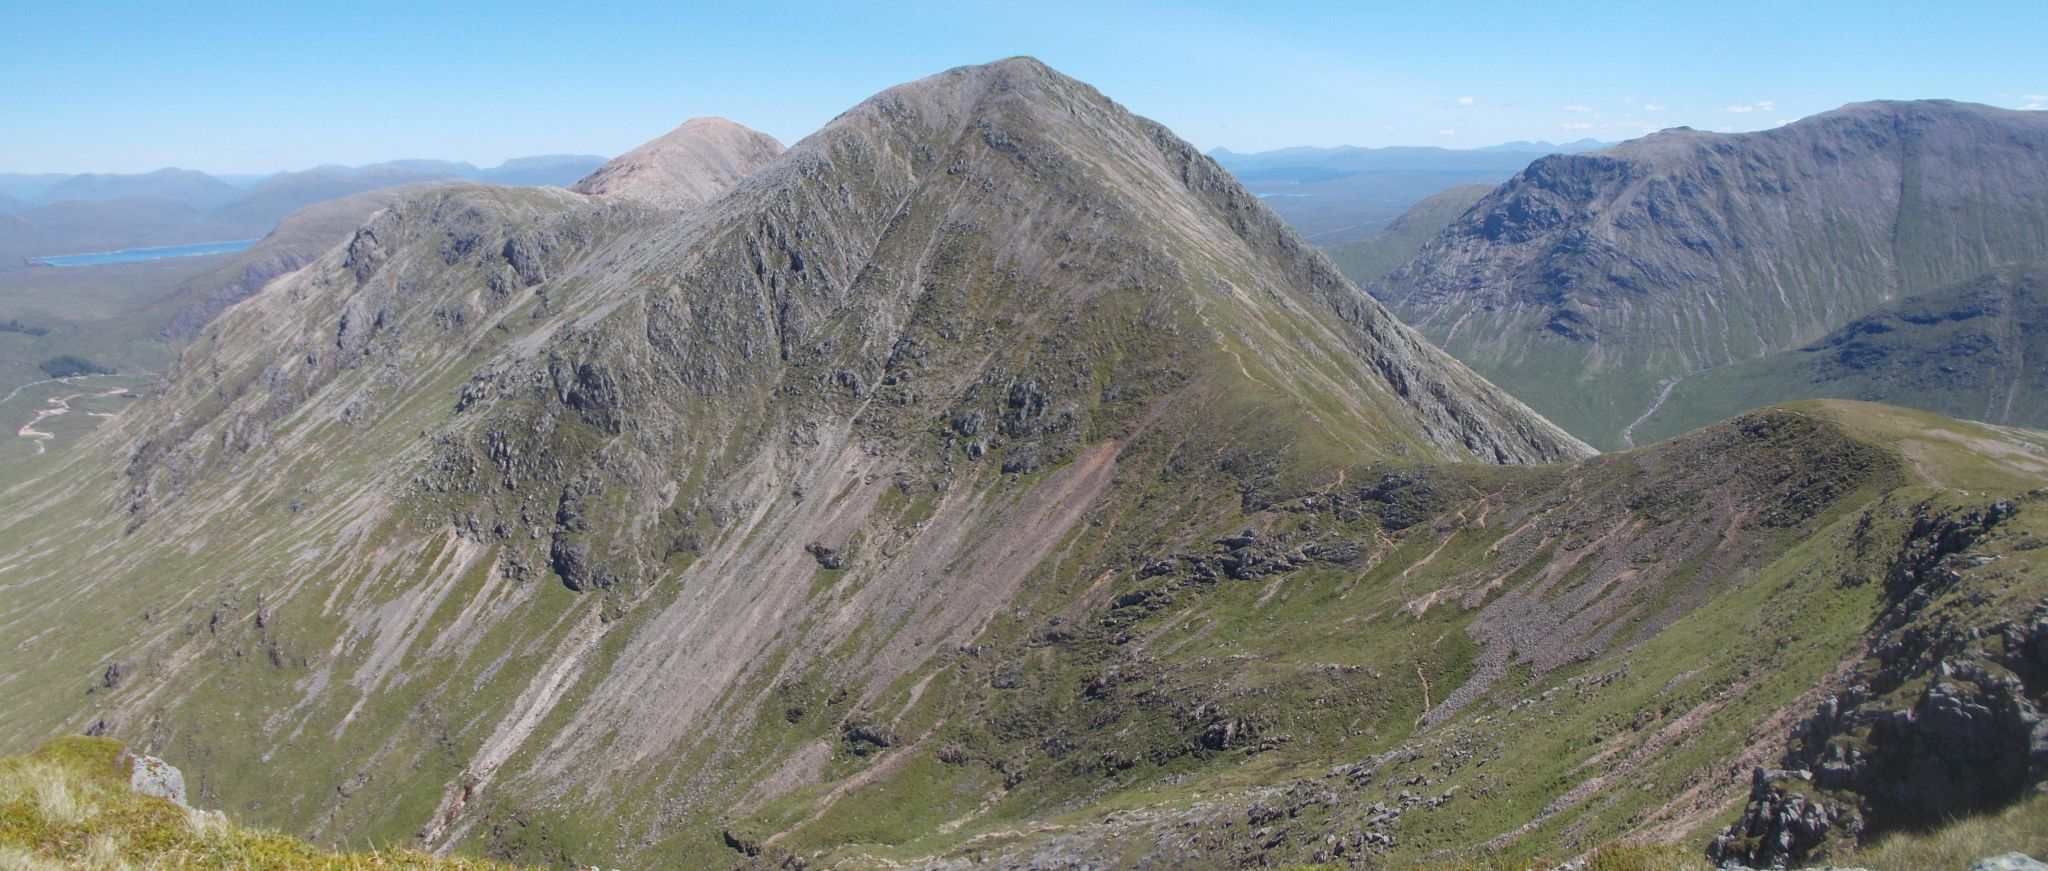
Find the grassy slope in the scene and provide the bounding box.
[0,257,220,389]
[707,401,2048,869]
[1,75,2041,871]
[0,737,524,870]
[11,734,2033,870]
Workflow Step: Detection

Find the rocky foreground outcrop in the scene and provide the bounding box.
[1711,498,2048,868]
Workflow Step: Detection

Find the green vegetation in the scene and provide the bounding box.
[0,255,210,391]
[0,737,525,870]
[35,355,113,378]
[1851,794,2048,870]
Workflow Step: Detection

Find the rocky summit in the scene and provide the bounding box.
[568,116,787,208]
[1374,100,2048,449]
[0,58,2045,871]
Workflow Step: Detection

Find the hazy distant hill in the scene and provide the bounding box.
[33,168,245,211]
[0,173,77,202]
[211,166,461,226]
[1375,100,2048,448]
[217,156,605,227]
[474,154,607,185]
[1209,140,1610,243]
[0,154,605,264]
[2,197,261,265]
[1324,183,1493,285]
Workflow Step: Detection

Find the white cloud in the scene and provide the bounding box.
[1644,102,1666,111]
[1717,125,1735,132]
[1757,100,1776,110]
[1559,121,1595,130]
[1725,105,1755,113]
[1438,128,1457,136]
[1774,119,1794,126]
[2025,103,2047,111]
[1455,96,1476,107]
[1564,104,1593,113]
[2023,94,2048,101]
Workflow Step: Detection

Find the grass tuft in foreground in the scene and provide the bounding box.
[0,736,526,870]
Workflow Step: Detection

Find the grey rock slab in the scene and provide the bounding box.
[130,754,188,807]
[1969,854,2048,871]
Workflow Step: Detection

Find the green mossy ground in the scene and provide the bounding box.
[0,737,526,870]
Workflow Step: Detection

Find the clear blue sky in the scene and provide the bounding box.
[3,0,2042,173]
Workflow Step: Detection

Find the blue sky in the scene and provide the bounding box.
[3,0,2043,173]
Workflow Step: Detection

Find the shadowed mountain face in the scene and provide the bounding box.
[1374,100,2048,449]
[3,60,2045,871]
[1627,259,2048,444]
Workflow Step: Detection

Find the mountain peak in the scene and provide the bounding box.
[569,116,784,208]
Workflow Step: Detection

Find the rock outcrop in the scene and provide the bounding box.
[128,753,188,807]
[1711,496,2048,867]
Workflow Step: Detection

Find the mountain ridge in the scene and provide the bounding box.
[2,60,2042,871]
[1374,98,2048,448]
[6,55,1587,865]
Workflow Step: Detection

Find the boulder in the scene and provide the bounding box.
[130,754,189,807]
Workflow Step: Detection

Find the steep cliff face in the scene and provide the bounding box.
[1376,101,2048,448]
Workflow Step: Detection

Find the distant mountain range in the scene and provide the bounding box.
[0,155,604,205]
[1206,139,1612,244]
[1369,99,2048,448]
[0,155,606,264]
